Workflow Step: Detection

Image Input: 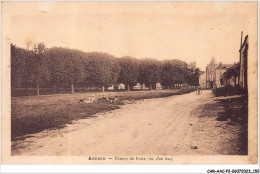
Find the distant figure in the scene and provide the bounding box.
[84,95,95,103]
[196,85,202,95]
[108,94,112,101]
[101,95,107,102]
[79,98,84,103]
[108,95,118,103]
[89,95,95,102]
[79,96,95,104]
[98,96,102,102]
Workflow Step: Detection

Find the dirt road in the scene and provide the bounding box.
[12,90,243,156]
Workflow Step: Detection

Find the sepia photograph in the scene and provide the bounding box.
[1,1,258,165]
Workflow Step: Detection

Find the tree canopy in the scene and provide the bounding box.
[11,43,201,95]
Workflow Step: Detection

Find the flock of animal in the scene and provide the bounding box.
[79,95,118,104]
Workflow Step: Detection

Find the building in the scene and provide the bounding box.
[205,57,216,89]
[203,57,232,89]
[200,33,249,92]
[222,63,240,87]
[239,35,248,90]
[108,83,125,90]
[215,62,233,88]
[133,83,145,90]
[199,71,206,89]
[221,34,248,90]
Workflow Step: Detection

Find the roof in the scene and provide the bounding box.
[215,64,233,70]
[223,63,240,78]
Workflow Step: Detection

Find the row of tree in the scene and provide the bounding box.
[11,43,200,96]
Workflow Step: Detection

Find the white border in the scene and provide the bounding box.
[1,164,260,173]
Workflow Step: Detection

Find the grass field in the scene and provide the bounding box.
[11,89,193,141]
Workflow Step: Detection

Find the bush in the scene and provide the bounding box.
[214,85,247,97]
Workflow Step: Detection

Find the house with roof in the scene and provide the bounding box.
[221,34,248,90]
[202,57,232,89]
[215,62,233,88]
[199,71,206,89]
[221,63,240,87]
[239,35,248,90]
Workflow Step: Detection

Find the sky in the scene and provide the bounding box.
[2,1,258,70]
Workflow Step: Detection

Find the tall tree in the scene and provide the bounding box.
[46,47,85,94]
[64,49,85,94]
[45,47,66,93]
[109,58,121,90]
[186,62,200,87]
[84,52,119,92]
[117,56,139,91]
[31,43,50,96]
[11,44,31,94]
[139,58,162,90]
[11,44,46,95]
[161,59,187,89]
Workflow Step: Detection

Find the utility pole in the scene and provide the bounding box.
[240,31,243,62]
[238,31,243,87]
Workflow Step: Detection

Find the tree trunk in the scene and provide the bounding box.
[56,85,60,93]
[149,83,152,90]
[54,84,57,93]
[71,84,74,94]
[127,84,130,92]
[64,85,67,93]
[83,84,86,92]
[141,83,143,91]
[101,85,105,92]
[37,84,40,96]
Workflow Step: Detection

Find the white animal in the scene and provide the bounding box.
[79,95,95,104]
